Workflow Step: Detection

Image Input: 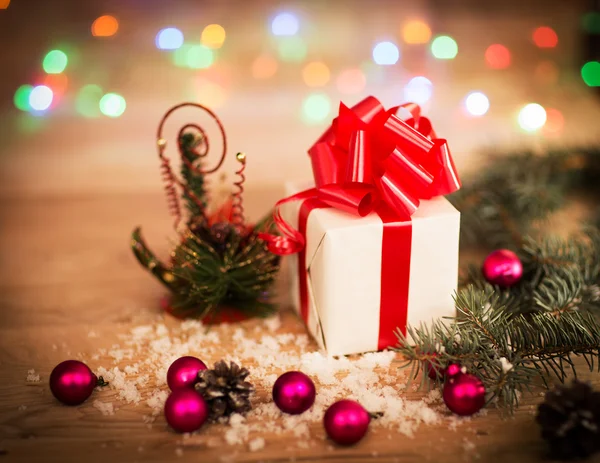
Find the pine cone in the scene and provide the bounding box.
[195,361,253,420]
[536,380,600,460]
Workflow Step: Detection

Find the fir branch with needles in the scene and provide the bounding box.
[395,147,600,412]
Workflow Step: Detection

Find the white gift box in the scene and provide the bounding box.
[283,181,460,356]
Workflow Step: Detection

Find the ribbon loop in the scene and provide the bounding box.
[261,96,461,255]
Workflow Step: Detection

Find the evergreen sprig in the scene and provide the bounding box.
[396,147,600,412]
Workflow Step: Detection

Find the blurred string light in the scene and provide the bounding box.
[464,91,489,116]
[532,26,558,48]
[251,54,278,79]
[372,41,400,65]
[92,15,119,37]
[518,103,546,132]
[99,93,126,117]
[186,45,214,69]
[302,61,330,87]
[277,37,307,62]
[403,76,433,104]
[582,12,600,34]
[336,68,366,94]
[14,85,33,111]
[156,28,184,50]
[271,12,299,36]
[194,78,227,108]
[76,84,103,118]
[43,50,68,74]
[43,73,69,97]
[581,61,600,86]
[543,108,564,135]
[534,60,559,85]
[302,93,331,124]
[484,44,510,69]
[201,24,226,49]
[402,20,431,44]
[0,0,9,9]
[29,85,53,112]
[431,35,458,59]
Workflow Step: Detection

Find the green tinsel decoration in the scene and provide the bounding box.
[395,147,600,412]
[131,126,280,320]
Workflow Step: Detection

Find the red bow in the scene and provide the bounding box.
[260,96,461,255]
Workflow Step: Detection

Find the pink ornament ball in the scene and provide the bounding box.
[443,372,486,416]
[324,400,370,446]
[167,356,207,391]
[482,249,523,288]
[50,360,98,406]
[164,389,209,433]
[272,371,316,415]
[445,363,463,378]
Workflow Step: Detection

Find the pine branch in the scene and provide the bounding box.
[180,133,208,220]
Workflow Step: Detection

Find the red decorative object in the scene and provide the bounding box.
[272,371,316,415]
[482,249,523,288]
[443,372,486,416]
[167,356,207,391]
[260,96,461,256]
[323,399,370,446]
[445,363,463,378]
[425,353,442,380]
[49,360,98,406]
[164,389,209,433]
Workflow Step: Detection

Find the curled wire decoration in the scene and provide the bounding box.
[156,102,228,230]
[231,152,247,230]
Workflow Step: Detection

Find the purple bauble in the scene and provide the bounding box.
[164,389,209,433]
[272,371,316,415]
[482,249,523,288]
[50,360,97,405]
[167,356,207,391]
[443,372,486,416]
[323,400,370,446]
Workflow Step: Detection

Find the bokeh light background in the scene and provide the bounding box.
[0,0,599,197]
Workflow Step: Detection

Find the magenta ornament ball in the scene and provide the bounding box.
[272,371,316,415]
[167,356,207,391]
[49,360,97,405]
[482,249,523,288]
[445,363,463,378]
[164,389,209,433]
[443,372,486,416]
[323,400,370,446]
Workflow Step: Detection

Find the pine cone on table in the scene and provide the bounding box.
[195,360,253,420]
[536,380,600,460]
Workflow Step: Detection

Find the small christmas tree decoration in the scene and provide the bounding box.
[167,356,207,391]
[536,381,600,460]
[445,363,463,378]
[323,400,371,446]
[164,389,209,433]
[272,371,316,415]
[195,360,253,420]
[482,249,523,287]
[50,360,108,406]
[443,372,486,416]
[130,102,280,321]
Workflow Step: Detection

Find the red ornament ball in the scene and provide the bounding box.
[324,400,370,446]
[167,356,207,391]
[272,371,316,415]
[445,363,463,378]
[49,360,97,406]
[482,249,523,288]
[164,389,209,433]
[425,353,443,380]
[443,372,486,416]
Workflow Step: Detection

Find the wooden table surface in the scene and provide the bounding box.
[0,189,598,463]
[2,1,600,462]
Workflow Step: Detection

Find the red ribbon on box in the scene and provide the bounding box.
[260,96,461,350]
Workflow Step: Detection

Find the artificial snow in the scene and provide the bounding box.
[26,369,40,382]
[57,309,468,454]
